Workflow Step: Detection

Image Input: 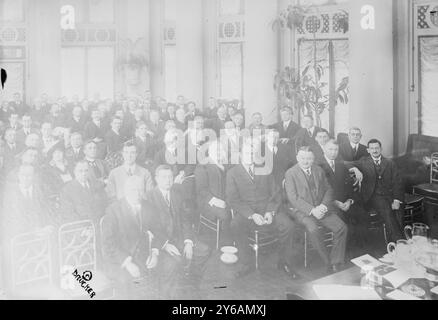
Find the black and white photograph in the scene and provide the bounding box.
[0,0,438,305]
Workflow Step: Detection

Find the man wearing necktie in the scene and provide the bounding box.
[295,114,323,151]
[339,127,369,162]
[145,165,210,298]
[102,176,160,299]
[347,139,404,244]
[318,140,369,257]
[285,146,348,274]
[227,142,299,278]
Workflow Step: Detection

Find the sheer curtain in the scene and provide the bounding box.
[420,37,438,137]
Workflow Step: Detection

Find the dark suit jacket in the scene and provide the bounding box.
[101,199,152,274]
[1,183,51,238]
[206,118,226,136]
[295,127,323,150]
[83,121,107,141]
[85,158,109,181]
[284,164,334,216]
[350,156,404,203]
[194,164,227,212]
[319,158,354,203]
[105,130,126,153]
[15,128,40,145]
[66,116,87,133]
[339,142,368,162]
[134,136,155,167]
[44,114,66,128]
[145,187,194,250]
[59,179,107,223]
[271,120,301,142]
[9,101,29,116]
[226,164,282,218]
[259,146,294,188]
[1,143,24,172]
[65,147,84,167]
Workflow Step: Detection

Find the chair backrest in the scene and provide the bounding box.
[431,152,438,184]
[11,231,53,289]
[58,220,96,275]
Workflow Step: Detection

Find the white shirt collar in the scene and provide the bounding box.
[283,119,291,127]
[325,155,335,165]
[300,166,312,174]
[350,142,359,149]
[372,155,382,162]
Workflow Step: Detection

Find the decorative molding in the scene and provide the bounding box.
[217,15,245,43]
[0,26,26,44]
[61,25,116,46]
[163,20,176,45]
[295,5,349,39]
[0,45,26,59]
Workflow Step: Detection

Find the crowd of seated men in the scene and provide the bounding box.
[0,91,412,298]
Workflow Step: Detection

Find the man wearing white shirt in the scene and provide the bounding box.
[145,165,210,298]
[285,146,348,274]
[102,176,160,299]
[339,127,369,162]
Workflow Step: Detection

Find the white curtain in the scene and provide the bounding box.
[420,37,438,137]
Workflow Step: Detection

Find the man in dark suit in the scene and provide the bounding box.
[6,112,21,131]
[9,92,29,116]
[105,116,126,154]
[270,107,301,159]
[65,132,84,167]
[318,140,368,257]
[1,128,24,173]
[285,146,348,273]
[65,106,87,133]
[295,114,323,150]
[227,142,299,278]
[145,165,210,298]
[339,127,369,162]
[15,114,39,146]
[312,129,330,165]
[83,109,107,159]
[59,160,107,223]
[101,175,161,299]
[44,103,66,128]
[134,121,155,169]
[206,105,227,136]
[83,140,109,183]
[194,141,232,245]
[349,139,404,243]
[259,129,295,188]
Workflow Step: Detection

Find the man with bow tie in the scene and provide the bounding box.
[348,139,404,243]
[227,142,298,278]
[101,175,161,298]
[285,147,348,274]
[145,165,210,298]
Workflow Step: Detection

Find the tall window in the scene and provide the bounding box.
[60,0,115,100]
[218,0,244,102]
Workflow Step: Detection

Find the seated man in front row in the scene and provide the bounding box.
[348,139,404,243]
[145,165,210,299]
[226,141,299,279]
[101,176,161,299]
[318,140,368,257]
[285,147,348,274]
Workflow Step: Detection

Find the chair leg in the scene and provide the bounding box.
[383,224,388,246]
[255,231,259,270]
[216,220,220,250]
[304,231,308,269]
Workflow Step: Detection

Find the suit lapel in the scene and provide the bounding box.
[380,157,388,174]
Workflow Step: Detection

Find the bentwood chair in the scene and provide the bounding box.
[58,220,115,299]
[198,214,221,250]
[303,227,334,269]
[249,230,279,270]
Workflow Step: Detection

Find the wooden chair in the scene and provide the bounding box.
[198,214,221,250]
[368,210,388,246]
[248,230,279,270]
[58,220,115,299]
[303,227,334,269]
[403,193,424,226]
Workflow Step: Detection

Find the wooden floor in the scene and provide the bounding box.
[166,231,387,300]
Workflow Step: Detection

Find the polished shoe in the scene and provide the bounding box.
[277,262,302,280]
[236,264,255,278]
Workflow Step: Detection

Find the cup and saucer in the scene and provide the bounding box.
[220,246,238,264]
